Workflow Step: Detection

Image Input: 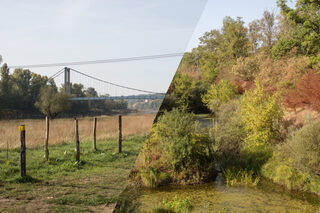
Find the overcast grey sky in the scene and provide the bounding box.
[0,0,294,95]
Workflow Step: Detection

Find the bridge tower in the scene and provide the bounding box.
[64,67,71,94]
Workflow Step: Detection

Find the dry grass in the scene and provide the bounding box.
[0,113,156,149]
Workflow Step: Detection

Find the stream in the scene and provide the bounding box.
[136,174,320,212]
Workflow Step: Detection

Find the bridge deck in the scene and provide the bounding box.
[70,94,165,101]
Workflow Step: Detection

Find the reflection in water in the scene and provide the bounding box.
[137,176,320,212]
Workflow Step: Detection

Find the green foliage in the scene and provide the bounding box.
[213,99,245,166]
[222,167,260,187]
[0,63,10,96]
[271,38,299,59]
[139,167,170,188]
[35,86,71,118]
[0,65,50,115]
[169,73,207,112]
[241,81,283,149]
[154,108,213,182]
[202,80,237,112]
[276,0,320,57]
[285,118,320,175]
[261,150,320,195]
[152,196,193,213]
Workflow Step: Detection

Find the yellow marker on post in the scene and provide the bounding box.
[19,125,25,132]
[19,124,26,177]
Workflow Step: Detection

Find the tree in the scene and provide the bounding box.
[259,10,277,51]
[70,83,85,97]
[248,20,262,53]
[273,0,320,58]
[195,17,250,84]
[221,16,250,60]
[0,63,11,96]
[35,86,71,119]
[85,87,98,97]
[11,68,32,97]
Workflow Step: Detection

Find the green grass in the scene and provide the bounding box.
[151,196,193,213]
[0,136,145,212]
[222,167,260,187]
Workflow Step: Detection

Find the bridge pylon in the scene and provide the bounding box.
[64,67,71,94]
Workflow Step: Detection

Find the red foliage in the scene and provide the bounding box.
[284,70,320,111]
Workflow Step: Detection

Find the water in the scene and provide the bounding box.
[136,174,320,212]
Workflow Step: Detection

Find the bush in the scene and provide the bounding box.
[231,54,263,81]
[261,150,320,194]
[154,108,214,182]
[241,81,283,150]
[286,118,320,175]
[202,80,238,113]
[213,99,245,167]
[284,70,320,111]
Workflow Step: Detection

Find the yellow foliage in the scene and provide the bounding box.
[241,81,283,149]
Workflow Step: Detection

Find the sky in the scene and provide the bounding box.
[0,0,295,96]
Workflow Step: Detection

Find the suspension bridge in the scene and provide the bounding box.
[9,53,185,101]
[49,67,166,101]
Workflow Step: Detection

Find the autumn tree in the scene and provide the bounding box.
[284,70,320,111]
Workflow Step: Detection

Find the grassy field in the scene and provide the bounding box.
[0,136,145,212]
[0,113,155,149]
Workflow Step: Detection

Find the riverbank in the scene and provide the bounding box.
[0,136,144,212]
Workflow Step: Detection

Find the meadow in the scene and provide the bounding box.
[0,113,155,149]
[0,113,155,212]
[0,136,146,212]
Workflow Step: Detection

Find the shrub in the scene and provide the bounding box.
[286,118,320,175]
[231,54,263,81]
[202,80,238,113]
[153,108,214,182]
[213,99,245,167]
[241,81,283,150]
[261,151,320,194]
[284,70,320,111]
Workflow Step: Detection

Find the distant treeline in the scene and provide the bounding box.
[0,63,128,118]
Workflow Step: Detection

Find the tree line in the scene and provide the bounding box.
[160,0,320,115]
[0,63,128,118]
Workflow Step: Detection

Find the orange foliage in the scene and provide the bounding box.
[284,70,320,111]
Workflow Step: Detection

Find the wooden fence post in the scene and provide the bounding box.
[45,116,49,161]
[19,125,26,177]
[75,118,80,162]
[118,115,122,153]
[93,117,97,151]
[6,140,8,160]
